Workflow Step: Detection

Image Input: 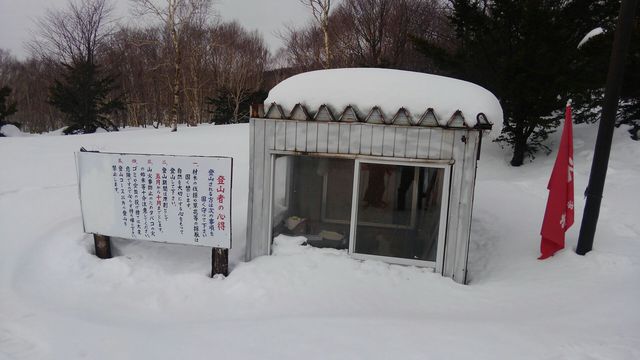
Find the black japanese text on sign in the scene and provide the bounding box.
[77,152,232,248]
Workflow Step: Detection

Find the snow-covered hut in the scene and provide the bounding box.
[246,68,502,284]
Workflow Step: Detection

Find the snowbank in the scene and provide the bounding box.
[0,124,25,137]
[1,122,639,359]
[266,68,503,130]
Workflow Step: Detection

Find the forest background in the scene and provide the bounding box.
[0,0,638,165]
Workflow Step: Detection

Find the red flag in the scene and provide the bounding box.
[539,102,575,259]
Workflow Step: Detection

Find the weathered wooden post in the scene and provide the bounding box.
[93,234,112,259]
[211,248,229,277]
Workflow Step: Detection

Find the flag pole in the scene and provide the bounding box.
[576,0,638,255]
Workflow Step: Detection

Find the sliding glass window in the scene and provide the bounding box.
[271,154,450,270]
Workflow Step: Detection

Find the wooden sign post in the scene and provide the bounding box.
[211,248,229,277]
[94,234,112,259]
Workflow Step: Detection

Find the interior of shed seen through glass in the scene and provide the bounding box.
[271,155,353,249]
[271,154,446,265]
[353,162,445,263]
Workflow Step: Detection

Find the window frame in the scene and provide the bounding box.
[268,151,452,273]
[348,158,451,272]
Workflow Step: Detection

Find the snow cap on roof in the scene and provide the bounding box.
[265,68,503,131]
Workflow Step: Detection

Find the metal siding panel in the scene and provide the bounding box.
[250,119,266,259]
[417,129,432,159]
[285,121,296,151]
[306,122,318,153]
[406,128,419,159]
[443,130,466,281]
[260,125,274,259]
[327,123,340,153]
[296,121,307,151]
[453,131,479,284]
[349,124,362,154]
[275,120,286,150]
[441,129,455,159]
[427,129,443,159]
[371,125,384,156]
[246,119,256,260]
[265,119,276,151]
[360,124,373,155]
[394,127,408,158]
[382,126,395,156]
[338,123,351,154]
[317,123,329,153]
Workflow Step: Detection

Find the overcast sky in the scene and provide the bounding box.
[0,0,311,59]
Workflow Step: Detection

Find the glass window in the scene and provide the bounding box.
[352,162,445,263]
[270,154,448,267]
[271,155,354,250]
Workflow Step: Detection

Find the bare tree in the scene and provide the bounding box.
[28,0,122,134]
[299,0,332,68]
[182,23,217,124]
[342,0,391,66]
[213,22,268,122]
[0,51,64,132]
[30,0,115,65]
[284,0,451,71]
[131,0,213,131]
[280,22,325,71]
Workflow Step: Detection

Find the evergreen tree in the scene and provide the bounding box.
[207,88,267,125]
[413,0,618,166]
[570,7,640,139]
[0,86,19,136]
[49,60,124,134]
[207,88,233,125]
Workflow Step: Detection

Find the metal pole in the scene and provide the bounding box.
[576,0,638,255]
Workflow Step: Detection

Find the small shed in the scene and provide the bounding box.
[246,68,502,284]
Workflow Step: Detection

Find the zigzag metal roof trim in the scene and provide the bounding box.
[391,107,413,126]
[446,110,466,128]
[338,105,361,122]
[365,106,386,124]
[314,104,336,122]
[289,103,311,121]
[265,102,286,119]
[419,108,439,127]
[257,103,491,130]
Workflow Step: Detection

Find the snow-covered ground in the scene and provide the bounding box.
[1,123,639,359]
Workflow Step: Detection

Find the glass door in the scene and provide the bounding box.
[348,159,450,271]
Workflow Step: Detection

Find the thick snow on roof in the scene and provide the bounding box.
[266,68,503,130]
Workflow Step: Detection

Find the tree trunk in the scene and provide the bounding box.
[233,98,240,123]
[322,16,331,68]
[171,55,181,132]
[169,0,180,132]
[510,137,527,166]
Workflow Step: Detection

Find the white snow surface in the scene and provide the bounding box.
[0,125,25,137]
[578,27,605,48]
[1,123,640,359]
[266,68,503,130]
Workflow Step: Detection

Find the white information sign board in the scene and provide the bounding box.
[76,151,232,248]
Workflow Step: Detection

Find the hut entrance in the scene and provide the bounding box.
[270,153,450,268]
